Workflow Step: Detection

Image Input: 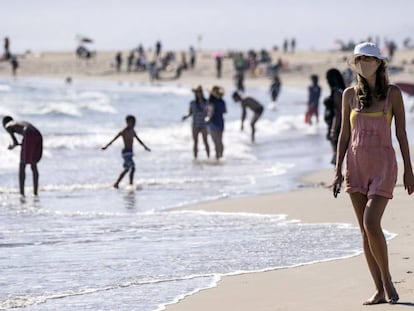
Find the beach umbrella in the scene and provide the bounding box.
[81,38,93,43]
[76,34,94,44]
[212,51,224,58]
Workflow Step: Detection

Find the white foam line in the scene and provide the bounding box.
[0,274,217,309]
[154,274,221,311]
[158,251,366,311]
[158,231,397,311]
[168,209,288,221]
[0,183,111,194]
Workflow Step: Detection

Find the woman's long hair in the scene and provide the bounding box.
[355,60,388,109]
[326,68,346,91]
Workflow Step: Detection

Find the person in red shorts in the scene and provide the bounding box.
[3,116,43,196]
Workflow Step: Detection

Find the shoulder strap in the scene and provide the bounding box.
[383,86,392,114]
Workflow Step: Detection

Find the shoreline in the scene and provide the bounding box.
[165,168,414,311]
[161,248,366,311]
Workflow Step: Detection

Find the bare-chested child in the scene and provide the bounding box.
[2,116,43,196]
[102,115,151,188]
[232,91,264,143]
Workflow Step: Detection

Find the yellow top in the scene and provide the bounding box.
[350,109,393,129]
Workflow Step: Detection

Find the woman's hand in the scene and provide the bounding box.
[8,142,20,150]
[332,170,343,198]
[403,170,414,195]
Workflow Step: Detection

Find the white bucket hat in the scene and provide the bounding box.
[352,42,386,60]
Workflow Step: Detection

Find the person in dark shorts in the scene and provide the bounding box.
[232,91,264,143]
[182,85,210,159]
[3,116,43,196]
[206,86,227,159]
[102,115,151,188]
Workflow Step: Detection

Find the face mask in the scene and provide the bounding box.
[355,60,379,78]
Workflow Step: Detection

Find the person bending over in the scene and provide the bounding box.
[232,91,264,143]
[3,116,43,196]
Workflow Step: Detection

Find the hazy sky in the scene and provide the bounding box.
[1,0,413,52]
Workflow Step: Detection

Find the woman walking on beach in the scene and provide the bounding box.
[333,42,414,305]
[182,85,210,159]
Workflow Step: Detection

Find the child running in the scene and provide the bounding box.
[102,115,151,188]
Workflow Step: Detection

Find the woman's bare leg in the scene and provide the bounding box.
[192,127,200,159]
[201,128,210,158]
[364,195,398,303]
[349,193,386,305]
[210,131,220,159]
[217,131,223,158]
[350,193,398,304]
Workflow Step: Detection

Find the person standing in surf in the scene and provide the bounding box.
[206,86,226,160]
[2,116,43,196]
[182,85,210,159]
[333,42,414,305]
[102,115,151,188]
[305,74,321,125]
[270,75,281,105]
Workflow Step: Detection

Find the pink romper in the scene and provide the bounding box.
[345,89,397,199]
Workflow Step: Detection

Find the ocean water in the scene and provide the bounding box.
[0,77,404,310]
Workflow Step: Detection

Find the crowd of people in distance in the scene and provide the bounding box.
[110,40,288,92]
[112,41,198,82]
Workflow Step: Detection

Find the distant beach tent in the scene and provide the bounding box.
[76,34,94,44]
[75,34,95,60]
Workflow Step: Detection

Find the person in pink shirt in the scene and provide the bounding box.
[333,42,414,305]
